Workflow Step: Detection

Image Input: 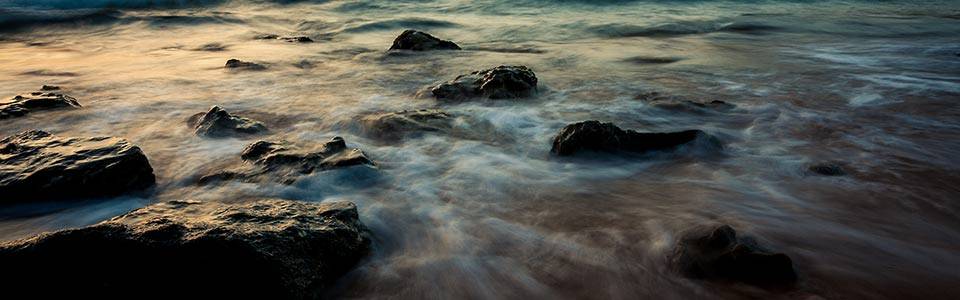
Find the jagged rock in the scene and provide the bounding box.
[808,162,846,176]
[430,65,538,100]
[225,59,266,70]
[188,106,267,138]
[1,87,80,119]
[389,30,461,51]
[671,225,798,288]
[360,109,455,141]
[0,130,155,204]
[551,120,710,156]
[0,199,371,298]
[200,137,375,185]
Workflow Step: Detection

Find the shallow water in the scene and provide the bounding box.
[1,0,960,298]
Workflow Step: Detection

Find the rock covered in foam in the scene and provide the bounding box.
[189,105,267,137]
[550,120,712,156]
[0,130,155,204]
[671,225,798,288]
[200,137,375,185]
[0,199,371,298]
[430,65,538,101]
[389,29,461,51]
[1,86,80,119]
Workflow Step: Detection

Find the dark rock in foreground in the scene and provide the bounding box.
[189,105,267,138]
[0,199,371,298]
[1,86,81,119]
[200,137,375,185]
[0,130,155,204]
[225,58,266,70]
[431,65,538,101]
[808,162,846,176]
[389,29,461,51]
[672,225,798,288]
[551,120,710,156]
[360,109,455,141]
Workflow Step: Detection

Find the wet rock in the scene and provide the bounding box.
[254,33,280,40]
[194,42,227,51]
[1,87,81,119]
[672,225,798,288]
[189,106,267,138]
[389,29,461,51]
[360,109,455,141]
[225,58,266,70]
[0,199,371,298]
[808,162,846,176]
[200,137,375,185]
[551,120,709,156]
[0,130,155,204]
[431,65,538,101]
[625,56,682,64]
[255,34,313,43]
[636,92,734,112]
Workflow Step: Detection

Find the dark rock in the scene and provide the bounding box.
[389,29,461,51]
[0,130,155,204]
[281,36,314,43]
[636,92,734,112]
[225,59,266,70]
[0,199,371,298]
[254,33,280,40]
[672,225,798,288]
[195,42,227,51]
[808,162,846,176]
[200,137,375,185]
[360,109,454,141]
[189,106,267,138]
[551,120,709,156]
[1,87,81,119]
[431,65,538,101]
[625,56,682,64]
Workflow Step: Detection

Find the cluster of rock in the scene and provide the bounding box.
[199,137,375,185]
[0,85,80,119]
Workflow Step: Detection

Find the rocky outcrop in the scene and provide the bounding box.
[551,121,710,156]
[360,109,455,141]
[671,225,798,288]
[225,59,266,70]
[1,87,81,119]
[430,65,538,100]
[200,137,375,185]
[188,106,267,138]
[389,30,461,51]
[0,199,371,298]
[0,130,155,204]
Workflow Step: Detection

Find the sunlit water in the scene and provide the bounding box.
[1,0,959,298]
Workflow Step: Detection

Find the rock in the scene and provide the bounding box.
[389,29,461,51]
[199,137,375,185]
[225,59,266,70]
[636,92,734,112]
[254,33,280,40]
[551,120,709,156]
[431,65,538,100]
[808,162,846,176]
[360,109,455,141]
[1,87,81,119]
[671,225,798,288]
[255,34,313,43]
[0,130,155,204]
[195,42,227,51]
[189,106,267,138]
[0,199,371,298]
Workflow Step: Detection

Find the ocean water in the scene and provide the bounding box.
[1,0,959,298]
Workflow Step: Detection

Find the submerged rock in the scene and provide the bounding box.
[255,34,313,43]
[636,92,735,113]
[0,130,155,204]
[225,58,266,70]
[551,120,710,156]
[189,106,267,138]
[200,137,375,185]
[194,42,227,51]
[389,29,461,51]
[671,225,798,288]
[807,162,846,176]
[1,87,81,119]
[431,65,538,100]
[360,109,455,141]
[0,199,371,298]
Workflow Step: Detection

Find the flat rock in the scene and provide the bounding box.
[360,109,455,141]
[671,225,798,288]
[0,130,155,204]
[1,86,81,119]
[551,120,710,156]
[389,29,461,51]
[200,137,375,185]
[189,105,267,138]
[225,58,266,70]
[0,199,371,298]
[430,65,538,101]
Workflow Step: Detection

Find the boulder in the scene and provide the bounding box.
[551,120,709,156]
[389,29,461,51]
[360,109,454,141]
[189,106,267,137]
[671,225,798,288]
[1,87,81,119]
[0,130,155,204]
[0,199,371,298]
[200,137,375,185]
[431,65,538,100]
[225,59,266,70]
